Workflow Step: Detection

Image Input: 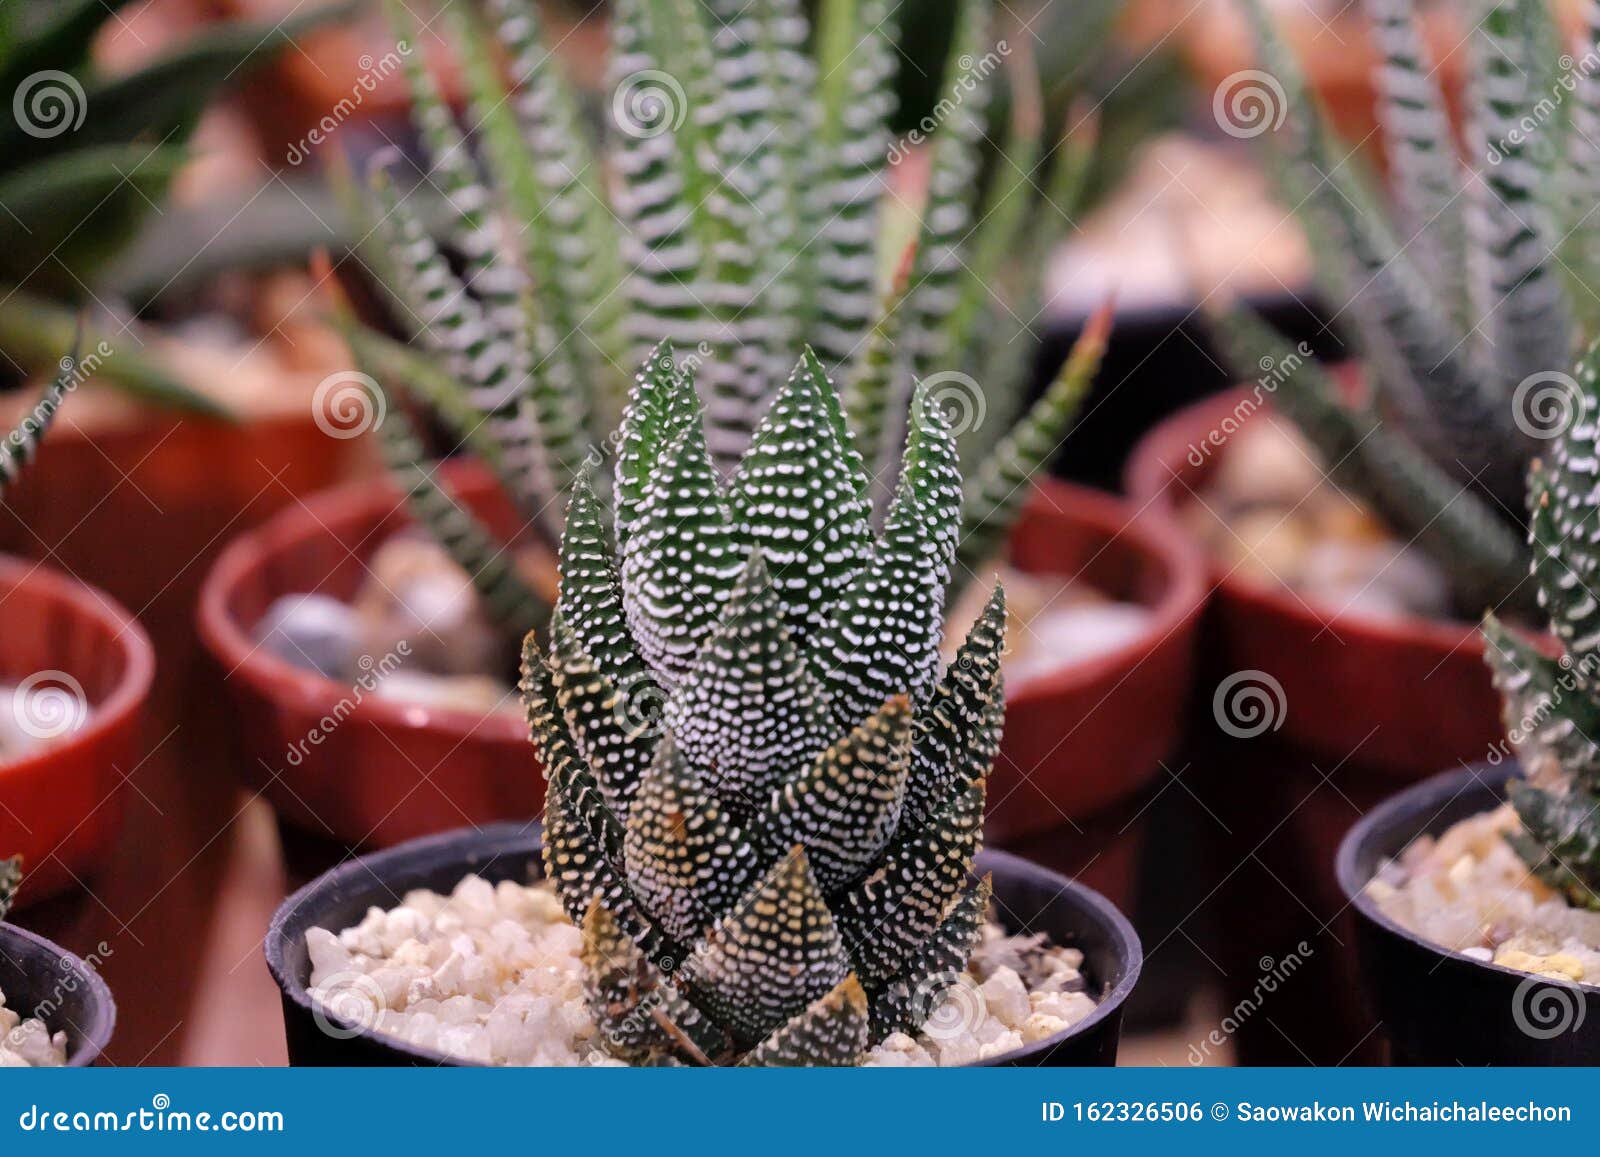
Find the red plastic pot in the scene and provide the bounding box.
[1124,386,1507,778]
[0,555,155,907]
[199,469,1205,862]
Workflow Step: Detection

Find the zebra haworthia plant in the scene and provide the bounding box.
[1212,0,1600,617]
[347,0,1105,641]
[0,856,20,923]
[523,345,1007,1065]
[1484,339,1600,909]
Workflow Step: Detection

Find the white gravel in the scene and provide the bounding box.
[1369,803,1600,985]
[307,874,1099,1066]
[0,987,67,1067]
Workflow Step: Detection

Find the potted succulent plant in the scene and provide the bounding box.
[1126,0,1584,1061]
[1341,340,1600,1063]
[266,346,1142,1066]
[200,0,1204,884]
[0,360,155,905]
[0,858,117,1067]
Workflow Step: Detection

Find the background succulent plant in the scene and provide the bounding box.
[344,0,1107,643]
[0,0,348,413]
[0,856,20,922]
[1485,339,1600,909]
[1212,0,1600,617]
[523,345,1007,1065]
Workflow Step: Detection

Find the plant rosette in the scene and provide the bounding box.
[265,823,1140,1068]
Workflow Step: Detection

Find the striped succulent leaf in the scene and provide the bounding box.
[0,856,19,923]
[360,0,1097,640]
[528,345,1004,1065]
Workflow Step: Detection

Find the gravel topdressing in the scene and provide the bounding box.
[1368,803,1600,985]
[0,988,66,1067]
[306,874,1099,1066]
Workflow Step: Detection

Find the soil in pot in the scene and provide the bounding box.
[0,986,68,1066]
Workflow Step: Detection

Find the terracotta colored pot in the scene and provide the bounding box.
[1124,386,1507,778]
[0,556,154,907]
[200,470,1204,858]
[989,477,1205,843]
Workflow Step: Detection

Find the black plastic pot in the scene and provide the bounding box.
[266,822,1142,1067]
[1339,761,1600,1065]
[0,923,117,1066]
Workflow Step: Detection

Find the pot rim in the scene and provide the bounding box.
[196,463,530,743]
[1007,476,1207,708]
[1334,761,1561,988]
[201,469,1205,744]
[1123,383,1503,653]
[0,553,155,791]
[265,821,1143,1068]
[0,921,118,1067]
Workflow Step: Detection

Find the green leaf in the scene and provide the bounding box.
[1482,613,1600,790]
[741,974,869,1066]
[1506,780,1600,910]
[0,855,19,922]
[868,873,990,1042]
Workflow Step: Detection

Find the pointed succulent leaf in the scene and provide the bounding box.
[663,551,833,809]
[1530,339,1600,664]
[905,584,1006,830]
[581,900,731,1064]
[726,350,874,640]
[623,735,763,943]
[1506,780,1600,910]
[614,343,701,550]
[1565,2,1600,333]
[619,415,744,683]
[868,874,991,1042]
[1483,614,1600,790]
[740,974,869,1067]
[834,777,986,983]
[954,303,1108,593]
[679,848,852,1047]
[754,695,912,894]
[549,609,656,823]
[557,463,642,685]
[812,385,961,727]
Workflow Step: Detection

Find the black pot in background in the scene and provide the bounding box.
[1339,761,1600,1065]
[1038,292,1342,494]
[266,822,1142,1067]
[0,923,117,1066]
